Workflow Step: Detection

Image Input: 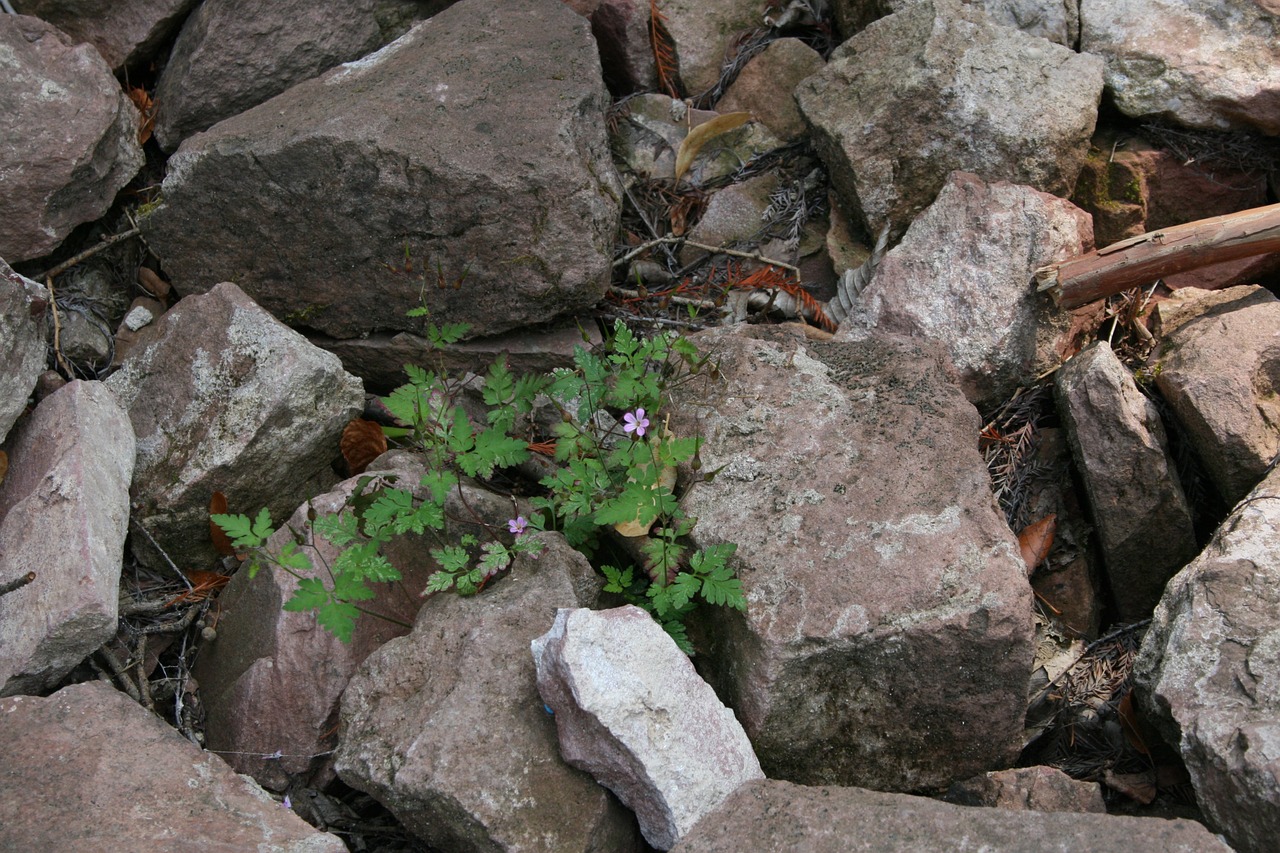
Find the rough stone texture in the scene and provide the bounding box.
[1151,285,1280,507]
[105,282,363,572]
[659,0,761,97]
[193,452,452,791]
[610,94,783,189]
[144,0,621,343]
[0,259,48,445]
[717,38,825,143]
[0,381,134,697]
[0,15,144,262]
[671,779,1232,852]
[796,0,1103,236]
[680,173,779,266]
[153,0,450,150]
[11,0,198,71]
[945,766,1106,813]
[589,0,656,94]
[668,326,1034,792]
[974,0,1079,45]
[1080,0,1280,135]
[1134,462,1280,853]
[1055,341,1197,621]
[840,172,1094,406]
[336,533,642,853]
[0,682,346,851]
[532,606,764,850]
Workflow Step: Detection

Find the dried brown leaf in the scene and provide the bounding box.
[1018,514,1057,574]
[342,418,387,475]
[127,86,156,145]
[209,491,236,557]
[0,450,7,486]
[674,112,752,184]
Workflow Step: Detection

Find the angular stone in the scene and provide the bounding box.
[0,259,48,445]
[105,282,364,572]
[336,533,642,852]
[1056,341,1197,620]
[533,606,764,850]
[589,0,657,94]
[1081,0,1280,135]
[0,381,134,696]
[839,171,1093,405]
[671,779,1231,852]
[796,0,1103,235]
[668,326,1034,792]
[0,682,346,851]
[717,38,825,143]
[1134,462,1280,853]
[0,15,143,262]
[971,0,1079,45]
[659,0,761,97]
[11,0,197,71]
[1152,286,1280,506]
[144,0,621,343]
[945,766,1106,813]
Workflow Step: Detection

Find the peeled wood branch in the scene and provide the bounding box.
[1036,203,1280,308]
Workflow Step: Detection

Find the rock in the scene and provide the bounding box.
[0,682,346,851]
[945,766,1106,813]
[1134,461,1280,853]
[532,606,764,850]
[1055,341,1197,620]
[336,533,642,852]
[610,93,784,189]
[589,0,657,94]
[1151,286,1280,506]
[840,172,1093,405]
[668,326,1034,792]
[194,452,447,791]
[0,381,134,697]
[152,0,446,150]
[717,38,825,143]
[973,0,1079,45]
[796,0,1103,236]
[658,0,761,97]
[679,173,779,265]
[1080,0,1280,135]
[0,14,144,262]
[144,0,621,343]
[55,306,112,369]
[11,0,197,71]
[105,281,364,572]
[0,259,48,445]
[671,778,1232,852]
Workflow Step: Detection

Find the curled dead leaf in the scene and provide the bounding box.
[127,86,157,145]
[674,112,752,184]
[342,418,388,475]
[0,450,7,486]
[209,491,236,557]
[1017,514,1057,575]
[137,267,171,301]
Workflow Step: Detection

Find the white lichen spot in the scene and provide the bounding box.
[39,80,69,101]
[326,22,428,83]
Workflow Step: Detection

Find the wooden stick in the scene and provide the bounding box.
[1036,203,1280,308]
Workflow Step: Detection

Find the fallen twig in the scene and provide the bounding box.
[614,235,801,280]
[35,227,142,281]
[0,571,35,598]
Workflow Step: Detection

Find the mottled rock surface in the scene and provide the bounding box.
[0,260,48,444]
[11,0,197,71]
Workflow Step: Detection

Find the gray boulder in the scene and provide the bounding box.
[11,0,197,71]
[0,14,143,262]
[796,0,1103,236]
[671,779,1231,852]
[1056,341,1197,620]
[1081,0,1280,134]
[143,0,621,344]
[105,281,363,572]
[658,0,761,97]
[0,682,346,851]
[668,326,1034,792]
[0,381,134,697]
[533,606,764,850]
[336,533,643,852]
[0,259,48,445]
[1134,461,1280,853]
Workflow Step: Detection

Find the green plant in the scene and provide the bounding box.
[214,316,745,651]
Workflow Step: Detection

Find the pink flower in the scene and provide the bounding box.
[623,408,649,438]
[508,516,528,536]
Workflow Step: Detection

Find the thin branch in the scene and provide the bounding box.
[613,236,801,280]
[130,517,195,590]
[0,571,35,597]
[34,227,141,281]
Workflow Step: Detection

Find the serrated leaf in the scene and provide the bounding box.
[210,513,256,547]
[314,511,361,547]
[317,601,359,644]
[482,355,515,407]
[285,578,329,612]
[277,540,312,572]
[431,545,470,574]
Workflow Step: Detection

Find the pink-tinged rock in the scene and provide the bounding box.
[589,0,657,94]
[717,38,824,142]
[668,326,1034,792]
[671,779,1232,852]
[533,606,764,850]
[1055,341,1197,621]
[1081,0,1280,135]
[11,0,197,71]
[840,172,1094,405]
[1135,461,1280,853]
[0,259,48,444]
[0,681,346,851]
[336,533,641,852]
[194,452,444,792]
[1151,286,1280,506]
[658,0,762,97]
[0,381,134,697]
[143,0,621,343]
[797,0,1102,236]
[946,766,1106,813]
[0,15,143,262]
[105,282,363,573]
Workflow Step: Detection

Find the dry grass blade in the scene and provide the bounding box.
[649,0,681,99]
